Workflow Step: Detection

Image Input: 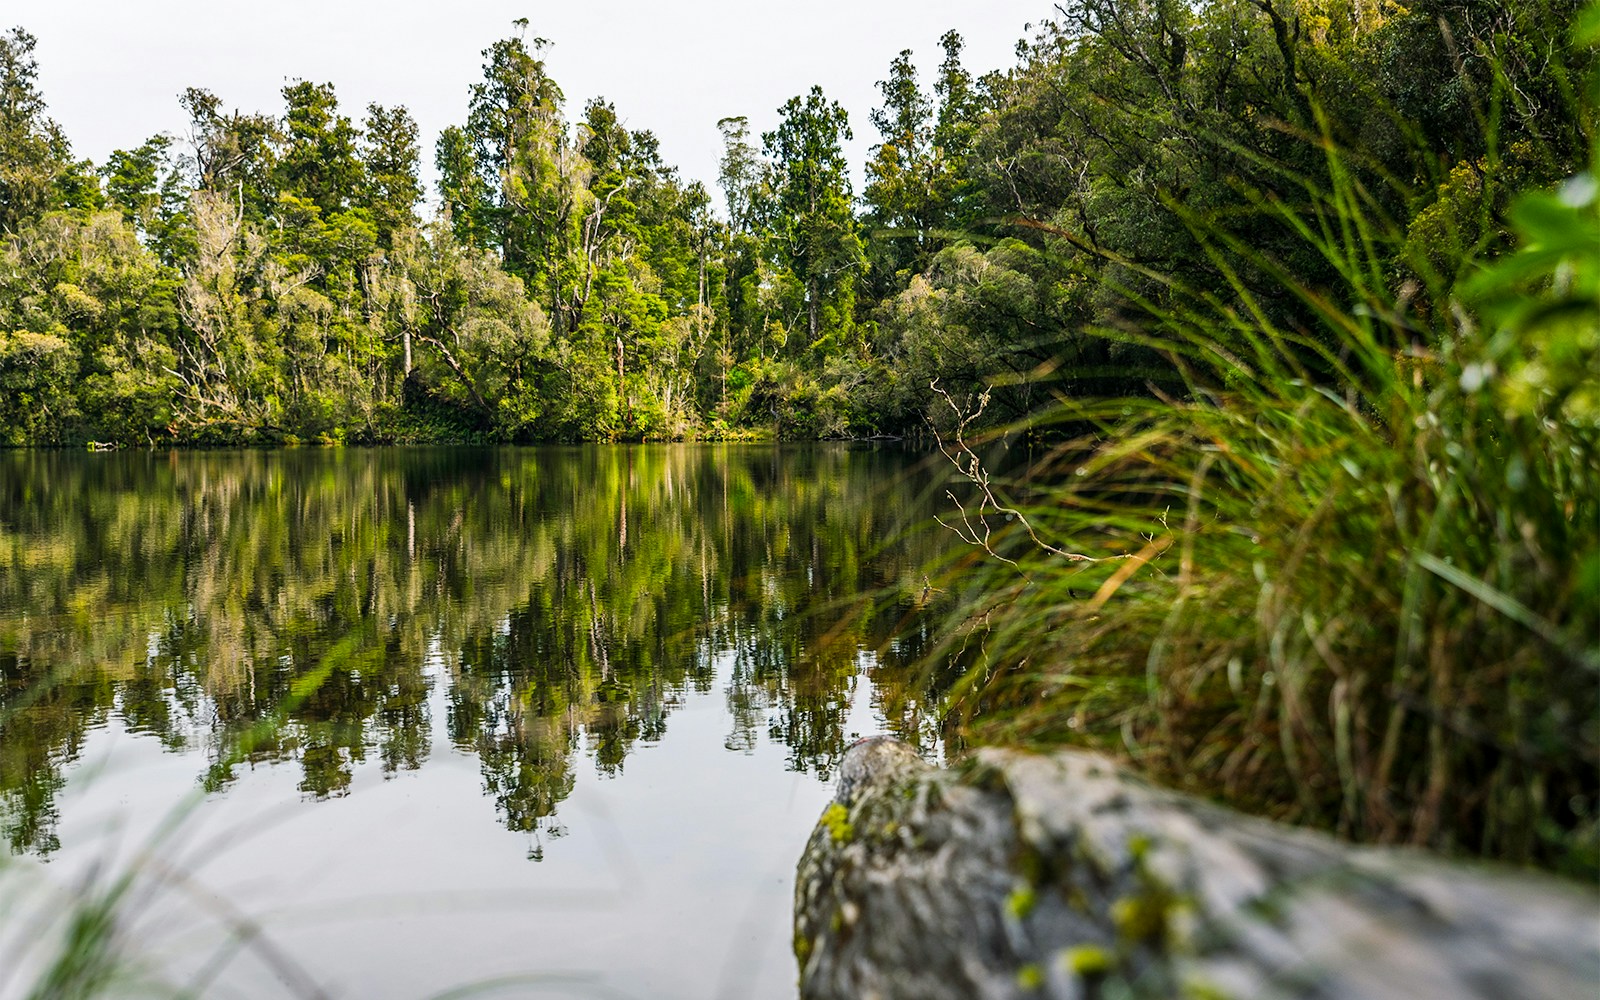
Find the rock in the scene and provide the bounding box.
[794,737,1599,1000]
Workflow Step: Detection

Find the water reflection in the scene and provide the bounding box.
[0,446,951,856]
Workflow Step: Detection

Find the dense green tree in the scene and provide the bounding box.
[178,87,283,233]
[276,81,364,216]
[0,4,1591,445]
[934,30,980,159]
[100,135,177,234]
[0,27,96,235]
[461,33,589,326]
[572,102,718,436]
[390,219,551,434]
[716,115,768,234]
[864,49,937,298]
[930,30,985,228]
[0,206,181,444]
[361,103,422,248]
[168,190,281,434]
[713,115,773,372]
[763,86,865,354]
[435,124,491,249]
[0,329,76,443]
[264,194,380,437]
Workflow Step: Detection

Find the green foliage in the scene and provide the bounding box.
[99,134,176,235]
[390,219,551,436]
[460,33,585,310]
[862,33,983,301]
[1466,170,1600,423]
[716,115,768,235]
[361,102,422,247]
[765,86,867,353]
[935,0,1600,877]
[276,80,364,215]
[0,27,85,235]
[0,3,1591,463]
[865,49,936,281]
[0,330,76,443]
[178,86,282,219]
[435,124,491,250]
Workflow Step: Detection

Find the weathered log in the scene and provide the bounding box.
[794,737,1599,1000]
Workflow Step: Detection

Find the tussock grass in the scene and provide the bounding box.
[934,9,1600,877]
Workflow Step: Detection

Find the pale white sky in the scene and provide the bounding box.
[18,0,1055,210]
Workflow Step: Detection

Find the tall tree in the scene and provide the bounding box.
[933,30,980,159]
[463,31,589,319]
[179,87,281,219]
[435,124,490,249]
[931,30,983,229]
[101,134,177,236]
[712,116,769,386]
[0,27,94,235]
[864,49,937,293]
[361,103,422,248]
[276,80,364,216]
[716,115,767,234]
[763,86,864,351]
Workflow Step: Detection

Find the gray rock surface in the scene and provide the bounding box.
[794,737,1599,1000]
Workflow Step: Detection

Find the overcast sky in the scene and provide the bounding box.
[18,0,1055,210]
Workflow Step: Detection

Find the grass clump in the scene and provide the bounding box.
[935,8,1600,878]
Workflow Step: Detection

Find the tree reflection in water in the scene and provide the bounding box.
[0,445,953,856]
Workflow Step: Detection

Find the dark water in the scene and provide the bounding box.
[0,445,954,999]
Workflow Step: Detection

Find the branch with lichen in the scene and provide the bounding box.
[928,381,1104,565]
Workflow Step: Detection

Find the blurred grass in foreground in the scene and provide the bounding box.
[934,2,1600,879]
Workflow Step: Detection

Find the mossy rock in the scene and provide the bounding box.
[794,738,1599,1000]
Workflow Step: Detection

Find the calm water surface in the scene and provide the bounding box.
[0,445,954,999]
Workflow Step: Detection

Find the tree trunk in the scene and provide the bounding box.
[616,335,626,427]
[808,276,818,345]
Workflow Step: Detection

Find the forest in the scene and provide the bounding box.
[1,0,1587,446]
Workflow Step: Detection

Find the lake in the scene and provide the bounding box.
[0,445,955,1000]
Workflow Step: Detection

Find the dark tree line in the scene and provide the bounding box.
[0,2,1588,445]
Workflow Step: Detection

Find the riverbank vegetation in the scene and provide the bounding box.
[2,2,1583,449]
[1,20,961,445]
[928,0,1599,879]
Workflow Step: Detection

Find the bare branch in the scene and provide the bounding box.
[928,379,1106,564]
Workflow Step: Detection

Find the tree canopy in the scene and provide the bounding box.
[0,3,1590,444]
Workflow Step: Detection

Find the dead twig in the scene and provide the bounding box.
[928,380,1107,565]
